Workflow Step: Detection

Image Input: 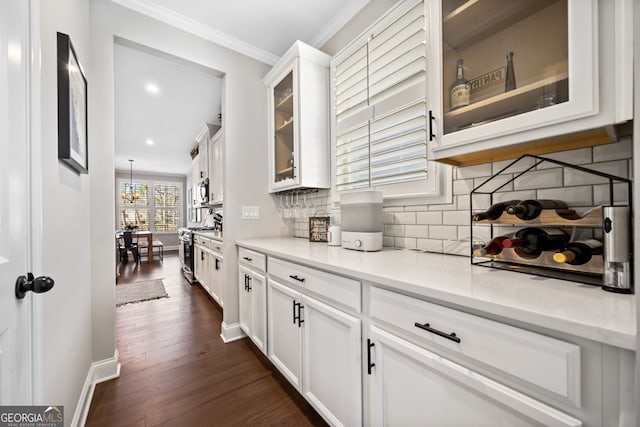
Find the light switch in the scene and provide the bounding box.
[242,206,260,220]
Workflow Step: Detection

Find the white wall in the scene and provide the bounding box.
[38,0,93,422]
[90,0,289,355]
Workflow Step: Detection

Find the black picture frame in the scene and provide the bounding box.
[57,32,88,174]
[309,216,330,242]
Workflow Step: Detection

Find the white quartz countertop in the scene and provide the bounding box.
[194,231,223,242]
[236,237,636,350]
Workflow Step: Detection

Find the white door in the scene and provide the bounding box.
[248,270,266,354]
[367,326,581,427]
[209,253,223,306]
[301,295,362,427]
[0,0,38,404]
[267,279,301,389]
[238,266,252,335]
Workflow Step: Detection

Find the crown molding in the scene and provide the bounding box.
[309,0,370,48]
[109,0,280,65]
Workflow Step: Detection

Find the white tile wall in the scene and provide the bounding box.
[291,138,632,255]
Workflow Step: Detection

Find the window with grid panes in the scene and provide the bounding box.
[332,0,451,203]
[118,179,182,232]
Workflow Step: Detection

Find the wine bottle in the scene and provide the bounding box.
[472,200,520,222]
[502,227,569,258]
[450,59,470,110]
[505,51,516,92]
[505,199,570,221]
[553,239,603,265]
[473,234,514,257]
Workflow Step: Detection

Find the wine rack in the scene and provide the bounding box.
[470,154,632,290]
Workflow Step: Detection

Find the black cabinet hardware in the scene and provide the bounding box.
[201,250,205,261]
[414,322,461,343]
[200,171,204,178]
[367,339,375,374]
[215,258,220,270]
[15,273,54,299]
[289,274,305,283]
[244,275,250,291]
[428,110,435,141]
[247,276,252,291]
[297,304,304,327]
[243,257,252,262]
[292,300,297,324]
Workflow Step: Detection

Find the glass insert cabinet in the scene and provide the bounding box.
[428,0,632,166]
[264,41,331,193]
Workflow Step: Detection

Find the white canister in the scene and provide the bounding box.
[328,225,342,246]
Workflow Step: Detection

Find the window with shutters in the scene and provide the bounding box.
[332,0,451,204]
[118,179,182,232]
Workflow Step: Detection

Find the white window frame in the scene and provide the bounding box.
[330,0,452,207]
[116,177,184,233]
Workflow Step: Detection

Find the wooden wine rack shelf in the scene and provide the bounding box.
[474,248,603,276]
[472,207,603,228]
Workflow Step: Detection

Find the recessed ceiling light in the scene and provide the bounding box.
[145,83,159,94]
[146,139,154,145]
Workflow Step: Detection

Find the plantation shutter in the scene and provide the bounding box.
[333,0,427,192]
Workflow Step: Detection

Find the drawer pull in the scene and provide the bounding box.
[289,274,305,283]
[414,322,461,343]
[243,257,252,262]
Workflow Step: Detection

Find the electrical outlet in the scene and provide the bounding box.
[241,206,259,220]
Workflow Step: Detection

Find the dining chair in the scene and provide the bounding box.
[119,231,140,264]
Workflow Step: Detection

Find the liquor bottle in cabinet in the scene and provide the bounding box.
[449,58,470,111]
[505,51,516,92]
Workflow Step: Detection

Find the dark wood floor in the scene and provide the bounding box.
[86,254,327,426]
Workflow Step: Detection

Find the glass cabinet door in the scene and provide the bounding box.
[273,71,295,184]
[441,0,569,135]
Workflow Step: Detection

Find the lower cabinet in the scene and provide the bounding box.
[209,250,223,307]
[238,265,267,353]
[194,243,209,292]
[267,278,362,427]
[366,326,581,427]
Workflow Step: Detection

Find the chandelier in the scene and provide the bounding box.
[121,159,140,203]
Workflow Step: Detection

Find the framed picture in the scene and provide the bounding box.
[309,216,330,242]
[57,32,88,174]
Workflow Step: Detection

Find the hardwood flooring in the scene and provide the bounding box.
[86,254,327,426]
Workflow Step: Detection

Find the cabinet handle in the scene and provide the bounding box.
[414,322,461,343]
[428,110,435,142]
[297,304,304,327]
[367,339,375,375]
[244,275,248,291]
[215,258,220,270]
[289,274,305,283]
[201,251,205,261]
[243,257,252,262]
[247,276,252,291]
[200,171,204,178]
[292,300,297,324]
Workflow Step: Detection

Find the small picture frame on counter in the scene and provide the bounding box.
[309,216,330,242]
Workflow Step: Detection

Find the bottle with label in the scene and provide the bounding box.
[502,227,569,259]
[505,199,579,221]
[553,239,603,265]
[473,233,515,257]
[472,200,520,222]
[450,58,470,110]
[505,51,516,92]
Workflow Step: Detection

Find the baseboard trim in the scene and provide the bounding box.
[71,350,121,427]
[220,321,246,343]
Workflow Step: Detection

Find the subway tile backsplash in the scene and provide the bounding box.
[292,138,633,255]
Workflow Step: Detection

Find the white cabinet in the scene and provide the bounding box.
[267,277,362,427]
[195,235,224,307]
[426,0,632,166]
[194,242,209,292]
[263,41,331,193]
[238,264,267,354]
[367,326,581,427]
[207,129,224,205]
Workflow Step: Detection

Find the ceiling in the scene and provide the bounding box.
[113,0,371,176]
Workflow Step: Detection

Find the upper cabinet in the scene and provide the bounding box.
[208,128,224,205]
[427,0,633,166]
[264,41,331,193]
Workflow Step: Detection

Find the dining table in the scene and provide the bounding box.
[116,230,153,263]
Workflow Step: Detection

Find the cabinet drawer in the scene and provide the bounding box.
[238,247,266,273]
[268,257,361,313]
[369,286,580,405]
[194,235,210,246]
[209,240,223,254]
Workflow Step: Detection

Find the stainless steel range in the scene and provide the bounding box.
[178,227,216,284]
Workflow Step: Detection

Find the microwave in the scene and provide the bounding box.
[194,178,209,206]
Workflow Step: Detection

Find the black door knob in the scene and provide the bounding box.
[15,273,55,299]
